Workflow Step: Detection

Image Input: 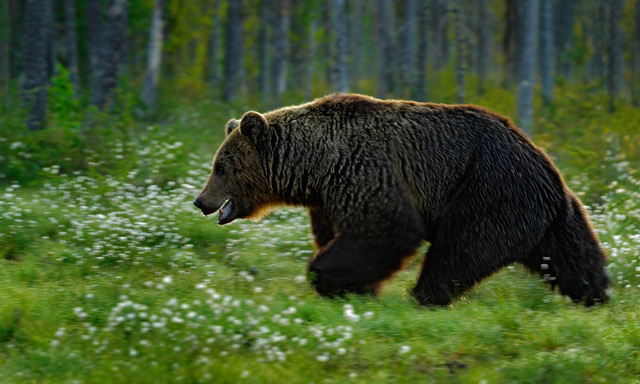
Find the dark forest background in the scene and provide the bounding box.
[1,0,640,190]
[2,0,639,131]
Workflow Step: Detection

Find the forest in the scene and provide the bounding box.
[1,0,640,382]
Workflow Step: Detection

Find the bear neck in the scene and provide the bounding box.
[259,122,322,208]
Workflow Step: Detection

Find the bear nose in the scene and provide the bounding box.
[193,198,203,209]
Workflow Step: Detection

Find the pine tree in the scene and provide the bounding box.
[21,0,49,130]
[64,0,80,96]
[223,0,243,102]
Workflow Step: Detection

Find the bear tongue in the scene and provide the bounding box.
[217,199,234,225]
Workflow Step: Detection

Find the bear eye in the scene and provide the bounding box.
[215,163,225,176]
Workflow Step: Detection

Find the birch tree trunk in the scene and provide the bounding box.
[223,0,243,102]
[539,0,553,104]
[415,0,428,101]
[334,0,348,93]
[64,0,80,95]
[516,0,539,136]
[141,0,165,109]
[21,0,49,130]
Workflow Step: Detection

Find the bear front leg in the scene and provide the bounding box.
[308,236,421,298]
[309,207,336,249]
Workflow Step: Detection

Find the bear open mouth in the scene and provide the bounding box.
[217,199,234,225]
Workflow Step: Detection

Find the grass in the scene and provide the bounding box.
[1,89,640,383]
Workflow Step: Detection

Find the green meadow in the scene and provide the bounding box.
[1,78,640,383]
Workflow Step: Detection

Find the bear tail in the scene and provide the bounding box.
[524,194,610,306]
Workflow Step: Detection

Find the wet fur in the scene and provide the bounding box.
[199,94,610,306]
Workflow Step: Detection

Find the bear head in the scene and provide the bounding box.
[194,111,273,225]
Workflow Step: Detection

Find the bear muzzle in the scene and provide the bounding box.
[193,196,223,216]
[194,196,237,225]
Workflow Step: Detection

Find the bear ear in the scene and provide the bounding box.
[225,118,240,136]
[239,111,268,145]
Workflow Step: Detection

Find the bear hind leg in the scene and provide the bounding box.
[412,242,510,306]
[522,197,609,306]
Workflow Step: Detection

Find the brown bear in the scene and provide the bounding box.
[194,94,609,306]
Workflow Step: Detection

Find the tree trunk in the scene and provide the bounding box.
[90,0,127,111]
[305,18,317,100]
[141,0,165,109]
[415,0,428,101]
[349,0,364,91]
[209,0,221,96]
[46,0,56,79]
[257,0,270,96]
[431,0,449,70]
[272,0,289,96]
[632,0,640,107]
[223,0,243,102]
[539,0,553,104]
[516,0,539,136]
[503,0,519,88]
[0,0,9,99]
[453,0,464,103]
[377,0,392,99]
[323,3,334,87]
[334,0,348,93]
[64,0,80,96]
[87,0,102,97]
[290,0,305,88]
[554,0,574,80]
[21,0,49,131]
[476,0,490,95]
[586,0,607,87]
[402,0,416,97]
[361,1,377,80]
[607,0,623,113]
[8,0,24,83]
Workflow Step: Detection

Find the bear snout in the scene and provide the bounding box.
[193,195,226,216]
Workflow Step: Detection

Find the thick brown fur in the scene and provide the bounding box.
[195,94,610,306]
